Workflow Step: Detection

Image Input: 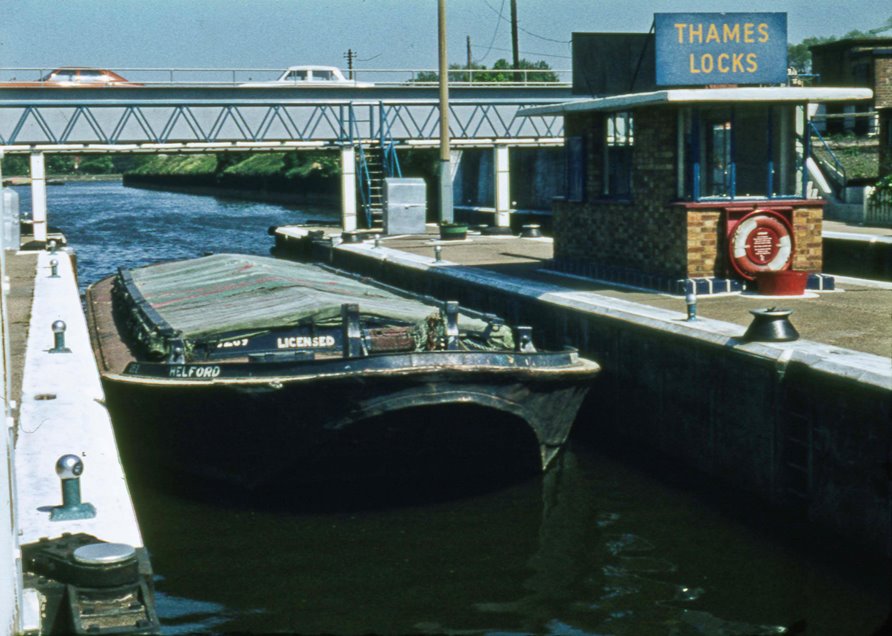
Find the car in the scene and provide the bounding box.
[241,65,372,88]
[0,67,137,88]
[39,67,132,86]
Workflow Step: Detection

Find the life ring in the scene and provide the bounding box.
[728,211,794,280]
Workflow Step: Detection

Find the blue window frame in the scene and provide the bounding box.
[565,136,585,202]
[685,105,805,201]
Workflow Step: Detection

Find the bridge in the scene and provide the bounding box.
[0,78,573,234]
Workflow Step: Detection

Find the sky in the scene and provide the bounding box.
[3,0,891,75]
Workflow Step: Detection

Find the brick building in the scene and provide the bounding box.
[523,87,872,294]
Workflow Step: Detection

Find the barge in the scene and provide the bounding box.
[85,254,599,489]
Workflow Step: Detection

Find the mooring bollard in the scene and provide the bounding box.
[50,454,97,521]
[48,239,57,255]
[742,307,800,342]
[373,235,381,248]
[685,288,698,321]
[49,258,59,278]
[49,320,71,353]
[434,245,442,262]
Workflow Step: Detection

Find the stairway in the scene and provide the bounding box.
[360,145,385,229]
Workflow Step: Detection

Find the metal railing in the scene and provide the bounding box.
[807,121,846,189]
[0,67,572,88]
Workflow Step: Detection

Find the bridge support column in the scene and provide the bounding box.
[340,146,357,232]
[493,145,511,228]
[30,152,48,244]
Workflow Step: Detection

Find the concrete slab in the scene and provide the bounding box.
[14,250,143,547]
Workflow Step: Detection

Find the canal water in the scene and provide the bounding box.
[12,181,890,634]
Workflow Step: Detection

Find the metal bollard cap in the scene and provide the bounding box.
[73,542,136,565]
[55,454,83,479]
[51,320,66,334]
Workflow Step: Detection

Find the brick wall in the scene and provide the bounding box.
[556,107,826,283]
[557,109,687,279]
[875,54,892,110]
[792,206,824,271]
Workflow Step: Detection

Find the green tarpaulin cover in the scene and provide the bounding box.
[114,253,513,359]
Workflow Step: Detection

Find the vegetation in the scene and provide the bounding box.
[787,15,892,73]
[414,58,558,83]
[1,153,145,177]
[871,173,892,198]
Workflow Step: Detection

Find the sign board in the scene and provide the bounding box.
[654,13,787,86]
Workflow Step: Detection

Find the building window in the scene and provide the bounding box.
[565,136,585,202]
[685,105,800,201]
[605,112,633,197]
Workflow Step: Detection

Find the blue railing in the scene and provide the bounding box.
[807,121,846,186]
[346,102,402,228]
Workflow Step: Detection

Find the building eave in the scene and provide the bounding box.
[519,86,875,117]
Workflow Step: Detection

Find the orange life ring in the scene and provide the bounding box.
[728,211,794,280]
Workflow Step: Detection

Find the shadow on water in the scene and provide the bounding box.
[118,404,544,515]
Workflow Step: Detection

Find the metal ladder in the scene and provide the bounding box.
[346,102,402,229]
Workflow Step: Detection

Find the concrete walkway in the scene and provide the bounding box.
[291,226,891,359]
[11,250,144,547]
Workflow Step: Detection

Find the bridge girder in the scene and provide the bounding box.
[0,98,564,153]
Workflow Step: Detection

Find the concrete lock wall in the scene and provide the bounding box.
[323,243,892,557]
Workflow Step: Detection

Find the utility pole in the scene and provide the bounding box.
[343,49,356,80]
[510,0,519,70]
[437,0,453,223]
[466,35,472,70]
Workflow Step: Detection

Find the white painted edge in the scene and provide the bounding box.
[823,231,892,245]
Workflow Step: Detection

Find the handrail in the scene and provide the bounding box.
[807,121,846,183]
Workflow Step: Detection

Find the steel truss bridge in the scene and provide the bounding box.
[0,86,570,153]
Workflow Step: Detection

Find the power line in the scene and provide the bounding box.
[475,0,506,64]
[485,45,571,60]
[481,0,570,44]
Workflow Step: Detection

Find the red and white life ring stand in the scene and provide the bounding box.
[728,210,795,280]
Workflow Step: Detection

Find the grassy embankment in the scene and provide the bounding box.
[123,152,342,206]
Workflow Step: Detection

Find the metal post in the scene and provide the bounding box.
[685,284,698,321]
[340,146,358,232]
[50,455,96,521]
[493,145,511,227]
[49,320,70,354]
[30,152,48,244]
[0,150,11,418]
[443,301,459,350]
[341,303,363,358]
[438,0,454,223]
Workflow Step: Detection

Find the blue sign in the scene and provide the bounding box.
[654,13,787,86]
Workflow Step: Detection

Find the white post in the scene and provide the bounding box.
[29,152,48,244]
[0,149,23,636]
[794,105,805,199]
[340,146,357,232]
[493,145,511,228]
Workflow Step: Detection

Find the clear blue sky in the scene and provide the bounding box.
[4,0,890,72]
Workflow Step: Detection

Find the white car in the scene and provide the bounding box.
[242,65,372,87]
